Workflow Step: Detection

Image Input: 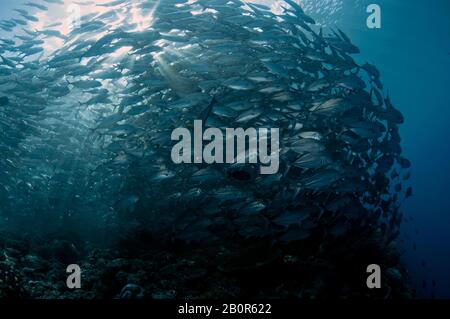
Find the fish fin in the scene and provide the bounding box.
[337,28,351,43]
[201,96,217,123]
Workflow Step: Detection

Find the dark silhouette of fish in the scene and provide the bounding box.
[0,96,9,106]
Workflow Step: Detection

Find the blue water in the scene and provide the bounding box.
[330,0,450,298]
[264,0,450,298]
[1,0,449,298]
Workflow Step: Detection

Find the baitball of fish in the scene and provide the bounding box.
[0,0,412,298]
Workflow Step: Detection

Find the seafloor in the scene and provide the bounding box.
[0,229,412,299]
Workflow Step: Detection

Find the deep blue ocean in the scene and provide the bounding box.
[0,0,449,298]
[331,0,450,298]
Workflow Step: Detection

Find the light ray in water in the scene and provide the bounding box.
[130,1,158,32]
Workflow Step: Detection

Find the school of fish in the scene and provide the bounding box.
[0,0,411,250]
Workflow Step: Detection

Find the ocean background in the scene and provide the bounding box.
[327,0,450,299]
[0,0,449,298]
